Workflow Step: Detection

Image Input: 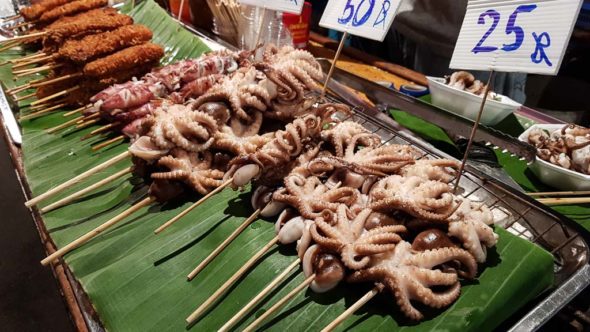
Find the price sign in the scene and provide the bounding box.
[450,0,584,75]
[319,0,401,41]
[239,0,304,15]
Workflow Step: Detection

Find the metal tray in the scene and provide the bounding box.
[320,83,590,331]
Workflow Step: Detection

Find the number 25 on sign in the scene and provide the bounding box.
[319,0,402,41]
[450,0,584,75]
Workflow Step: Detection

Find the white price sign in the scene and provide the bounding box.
[450,0,584,75]
[319,0,401,41]
[239,0,304,15]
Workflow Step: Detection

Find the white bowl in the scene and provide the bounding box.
[519,124,590,191]
[427,76,521,126]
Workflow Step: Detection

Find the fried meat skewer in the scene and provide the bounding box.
[37,0,108,24]
[19,0,72,22]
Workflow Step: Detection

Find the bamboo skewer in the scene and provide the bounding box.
[40,196,155,266]
[19,102,67,121]
[14,63,63,78]
[11,54,53,69]
[63,104,92,117]
[242,274,316,332]
[32,73,82,88]
[7,83,31,94]
[0,40,22,53]
[219,259,301,332]
[7,77,45,94]
[155,178,233,234]
[31,85,79,106]
[46,115,85,133]
[14,91,36,102]
[186,208,261,281]
[528,191,590,197]
[76,118,99,129]
[84,122,121,138]
[1,14,22,22]
[78,112,100,123]
[25,150,132,207]
[26,98,63,111]
[186,236,280,324]
[92,135,125,151]
[10,52,46,64]
[537,197,590,206]
[0,31,46,44]
[6,20,33,31]
[320,285,383,332]
[40,167,134,213]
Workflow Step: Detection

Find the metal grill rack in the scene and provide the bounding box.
[322,90,590,331]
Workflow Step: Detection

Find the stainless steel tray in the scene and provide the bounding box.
[321,87,590,331]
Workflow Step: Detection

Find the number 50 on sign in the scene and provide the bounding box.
[319,0,402,41]
[450,0,583,75]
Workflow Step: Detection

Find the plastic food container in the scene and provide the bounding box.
[519,124,590,191]
[427,76,521,126]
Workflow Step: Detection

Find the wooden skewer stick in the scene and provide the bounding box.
[31,85,79,106]
[19,102,67,121]
[14,91,36,102]
[92,135,125,151]
[46,115,85,133]
[219,259,301,332]
[11,54,53,69]
[178,0,186,20]
[186,236,280,324]
[10,52,46,64]
[78,112,100,123]
[32,72,81,88]
[26,98,63,111]
[155,178,233,234]
[528,191,590,197]
[6,77,45,93]
[537,197,590,206]
[40,167,134,213]
[25,150,131,207]
[453,71,496,192]
[63,104,92,117]
[1,14,22,22]
[76,118,99,129]
[87,122,121,137]
[7,83,31,94]
[6,20,33,31]
[0,40,22,53]
[0,31,46,44]
[186,209,261,280]
[320,285,383,332]
[243,274,316,332]
[321,31,348,99]
[14,63,63,78]
[40,196,155,266]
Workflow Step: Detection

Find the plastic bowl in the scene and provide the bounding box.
[427,76,521,126]
[519,124,590,191]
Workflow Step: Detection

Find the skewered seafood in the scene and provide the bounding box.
[348,241,477,320]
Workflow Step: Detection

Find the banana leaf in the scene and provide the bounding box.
[0,0,555,330]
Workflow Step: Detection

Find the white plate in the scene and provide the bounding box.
[519,124,590,191]
[427,76,521,126]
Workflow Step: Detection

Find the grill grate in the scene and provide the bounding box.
[322,93,589,286]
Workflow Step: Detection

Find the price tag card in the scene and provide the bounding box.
[319,0,401,41]
[239,0,304,15]
[450,0,584,75]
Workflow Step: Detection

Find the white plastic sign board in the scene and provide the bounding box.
[319,0,401,41]
[450,0,584,75]
[239,0,304,15]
